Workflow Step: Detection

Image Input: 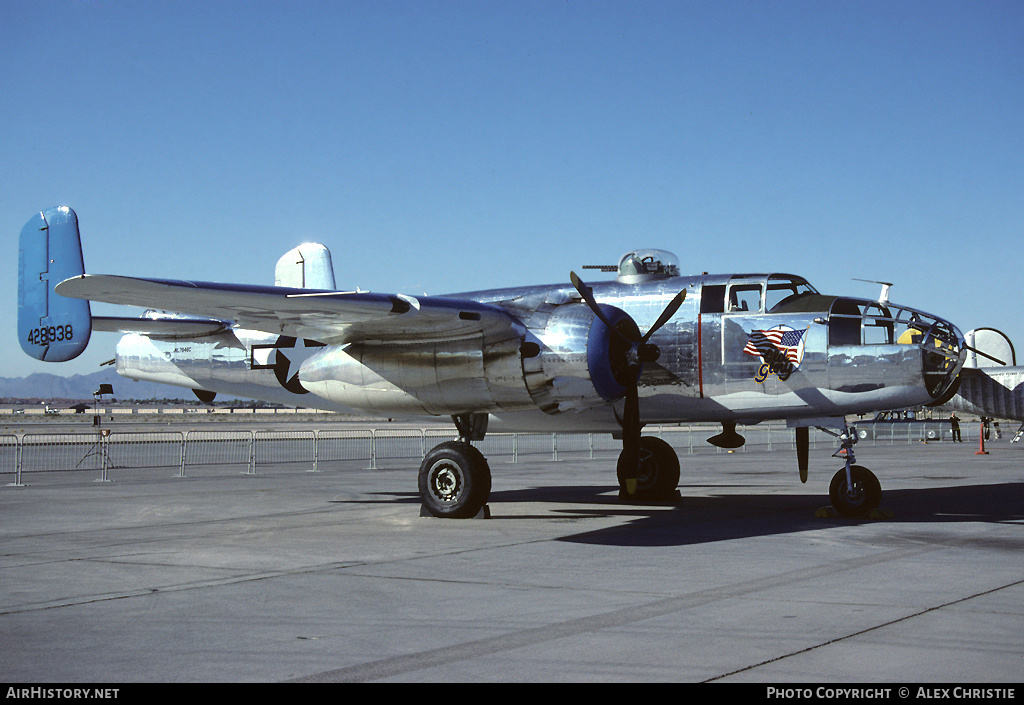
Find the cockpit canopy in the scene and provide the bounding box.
[616,249,680,284]
[700,274,819,314]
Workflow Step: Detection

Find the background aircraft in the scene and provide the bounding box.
[20,206,969,519]
[939,328,1024,441]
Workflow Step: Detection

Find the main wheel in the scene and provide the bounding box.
[418,441,491,518]
[617,436,681,500]
[828,465,881,517]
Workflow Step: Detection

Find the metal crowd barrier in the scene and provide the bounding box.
[0,422,978,487]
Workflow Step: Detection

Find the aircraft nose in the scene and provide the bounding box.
[920,318,967,404]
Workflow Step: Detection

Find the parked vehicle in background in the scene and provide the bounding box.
[853,410,950,441]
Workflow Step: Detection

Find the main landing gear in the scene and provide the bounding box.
[418,441,492,519]
[417,415,686,519]
[418,414,492,519]
[616,435,681,500]
[418,433,685,518]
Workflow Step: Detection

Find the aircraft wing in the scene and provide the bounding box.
[56,274,521,345]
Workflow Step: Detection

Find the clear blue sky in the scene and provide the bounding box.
[3,0,1022,378]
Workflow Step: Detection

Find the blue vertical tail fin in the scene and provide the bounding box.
[18,206,92,361]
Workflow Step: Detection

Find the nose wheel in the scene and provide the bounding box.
[828,464,881,517]
[820,424,882,517]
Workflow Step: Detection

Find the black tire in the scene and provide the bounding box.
[829,465,881,517]
[418,441,491,518]
[617,436,680,500]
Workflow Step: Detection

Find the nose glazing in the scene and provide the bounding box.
[917,316,966,401]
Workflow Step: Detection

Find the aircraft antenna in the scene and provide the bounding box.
[853,278,893,305]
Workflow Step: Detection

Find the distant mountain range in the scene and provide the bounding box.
[0,368,212,402]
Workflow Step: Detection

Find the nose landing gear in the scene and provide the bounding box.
[821,425,882,518]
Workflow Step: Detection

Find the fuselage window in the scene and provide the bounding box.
[829,299,862,346]
[861,302,894,344]
[727,284,763,313]
[700,284,726,314]
[829,300,895,346]
[862,319,894,344]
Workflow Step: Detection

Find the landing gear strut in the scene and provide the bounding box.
[821,424,881,517]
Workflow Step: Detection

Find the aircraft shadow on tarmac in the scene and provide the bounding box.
[557,482,1024,547]
[362,481,1024,548]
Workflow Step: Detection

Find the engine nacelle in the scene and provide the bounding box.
[296,301,634,417]
[522,302,636,414]
[298,336,535,415]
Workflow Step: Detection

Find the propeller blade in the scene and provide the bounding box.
[641,290,686,343]
[570,271,676,498]
[570,271,628,342]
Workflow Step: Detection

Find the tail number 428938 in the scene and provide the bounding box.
[27,324,74,346]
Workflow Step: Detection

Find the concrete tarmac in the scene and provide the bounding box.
[1,435,1022,683]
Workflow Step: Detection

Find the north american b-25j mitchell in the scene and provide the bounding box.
[20,206,976,518]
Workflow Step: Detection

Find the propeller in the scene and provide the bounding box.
[570,271,686,495]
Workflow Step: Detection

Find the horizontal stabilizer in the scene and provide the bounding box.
[93,316,230,339]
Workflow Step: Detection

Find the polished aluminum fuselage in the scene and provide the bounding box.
[113,273,964,433]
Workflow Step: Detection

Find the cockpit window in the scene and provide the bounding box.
[727,283,763,312]
[766,275,817,312]
[709,276,820,315]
